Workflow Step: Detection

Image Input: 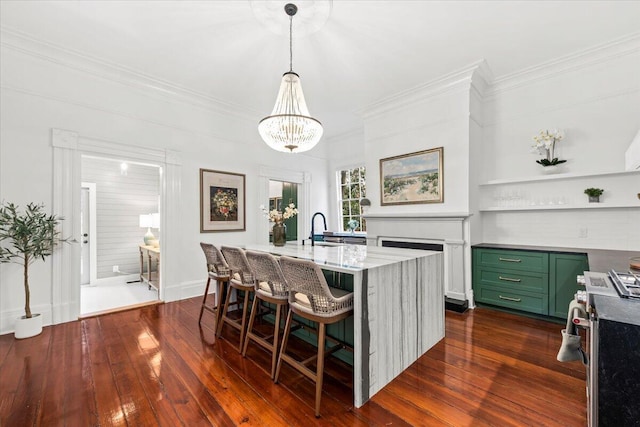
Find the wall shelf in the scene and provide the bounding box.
[480,203,640,212]
[479,169,640,186]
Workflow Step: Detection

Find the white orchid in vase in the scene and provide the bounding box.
[532,129,566,167]
[260,203,298,225]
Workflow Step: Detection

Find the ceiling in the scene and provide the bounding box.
[1,1,639,140]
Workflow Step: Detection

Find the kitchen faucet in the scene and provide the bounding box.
[310,212,327,247]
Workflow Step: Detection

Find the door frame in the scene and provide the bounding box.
[258,166,311,245]
[51,128,181,324]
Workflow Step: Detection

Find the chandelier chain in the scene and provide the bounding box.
[289,14,293,72]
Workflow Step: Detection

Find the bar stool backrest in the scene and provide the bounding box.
[279,256,352,315]
[245,250,288,297]
[200,242,229,277]
[220,246,255,285]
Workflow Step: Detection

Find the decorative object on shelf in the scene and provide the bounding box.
[261,203,299,246]
[0,202,71,339]
[200,169,246,232]
[584,188,604,203]
[380,147,444,205]
[346,219,359,234]
[258,3,323,153]
[532,129,566,167]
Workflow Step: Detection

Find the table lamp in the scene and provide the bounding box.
[139,214,155,245]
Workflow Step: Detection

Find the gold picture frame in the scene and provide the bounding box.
[379,147,444,205]
[200,169,246,232]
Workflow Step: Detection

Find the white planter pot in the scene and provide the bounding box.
[14,313,43,339]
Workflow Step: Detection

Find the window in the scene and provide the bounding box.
[337,166,366,232]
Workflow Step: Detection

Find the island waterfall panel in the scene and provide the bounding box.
[244,243,444,407]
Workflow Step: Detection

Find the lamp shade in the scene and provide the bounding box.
[258,72,323,153]
[150,213,160,229]
[139,214,152,228]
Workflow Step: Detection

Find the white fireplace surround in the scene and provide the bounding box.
[364,212,474,307]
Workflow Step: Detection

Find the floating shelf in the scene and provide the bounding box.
[480,169,640,186]
[480,203,640,212]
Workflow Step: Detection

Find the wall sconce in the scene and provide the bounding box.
[360,198,371,214]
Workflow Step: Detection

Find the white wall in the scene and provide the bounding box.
[479,36,640,250]
[0,34,329,334]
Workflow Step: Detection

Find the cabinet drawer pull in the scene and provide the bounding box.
[499,257,521,263]
[499,295,522,302]
[499,276,522,283]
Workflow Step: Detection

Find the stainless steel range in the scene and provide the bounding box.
[579,271,640,427]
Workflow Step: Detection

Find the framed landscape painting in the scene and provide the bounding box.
[380,147,444,205]
[200,169,246,232]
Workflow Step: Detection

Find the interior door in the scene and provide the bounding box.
[282,182,298,241]
[80,186,90,285]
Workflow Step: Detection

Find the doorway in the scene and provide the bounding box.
[268,180,298,242]
[79,155,161,315]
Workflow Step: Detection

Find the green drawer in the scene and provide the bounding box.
[475,285,548,315]
[474,248,548,273]
[475,267,548,294]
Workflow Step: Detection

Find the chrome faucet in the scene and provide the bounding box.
[310,212,327,247]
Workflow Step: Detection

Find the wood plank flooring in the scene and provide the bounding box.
[0,297,587,426]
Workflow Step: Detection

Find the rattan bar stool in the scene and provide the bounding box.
[243,250,290,379]
[275,256,354,418]
[198,243,230,330]
[218,246,256,352]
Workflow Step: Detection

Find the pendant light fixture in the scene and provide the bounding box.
[258,3,323,153]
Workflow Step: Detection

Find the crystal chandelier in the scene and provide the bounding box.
[258,3,323,153]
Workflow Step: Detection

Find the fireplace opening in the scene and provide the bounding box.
[381,240,443,252]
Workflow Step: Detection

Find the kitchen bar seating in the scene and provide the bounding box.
[275,256,354,418]
[243,250,290,379]
[198,243,230,329]
[218,246,256,352]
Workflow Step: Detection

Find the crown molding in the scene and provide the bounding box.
[0,26,259,122]
[487,32,640,97]
[360,60,489,119]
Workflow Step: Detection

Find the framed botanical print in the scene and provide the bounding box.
[379,147,444,205]
[200,169,246,232]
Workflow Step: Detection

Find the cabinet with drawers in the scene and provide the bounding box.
[473,246,588,318]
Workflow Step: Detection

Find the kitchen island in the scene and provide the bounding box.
[244,243,444,407]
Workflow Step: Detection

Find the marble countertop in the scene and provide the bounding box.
[472,243,639,272]
[244,243,440,272]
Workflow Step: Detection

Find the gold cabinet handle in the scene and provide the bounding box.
[499,295,522,302]
[499,257,521,263]
[499,276,522,283]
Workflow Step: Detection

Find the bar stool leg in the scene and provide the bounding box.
[315,322,326,418]
[217,282,233,338]
[238,290,251,352]
[274,308,294,384]
[242,295,260,357]
[198,277,212,324]
[271,304,282,380]
[214,279,226,332]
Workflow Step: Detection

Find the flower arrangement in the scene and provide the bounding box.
[347,219,359,232]
[531,129,566,166]
[260,203,298,224]
[212,188,237,218]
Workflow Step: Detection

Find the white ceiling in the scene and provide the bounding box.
[2,1,639,139]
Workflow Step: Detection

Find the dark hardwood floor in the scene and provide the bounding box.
[0,297,587,426]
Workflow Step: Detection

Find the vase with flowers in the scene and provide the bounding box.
[261,203,298,246]
[531,129,566,169]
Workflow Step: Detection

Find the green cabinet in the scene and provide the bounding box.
[549,253,590,318]
[473,246,588,318]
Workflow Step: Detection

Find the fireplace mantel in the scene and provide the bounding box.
[364,212,474,307]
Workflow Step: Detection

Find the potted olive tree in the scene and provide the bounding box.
[0,202,68,339]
